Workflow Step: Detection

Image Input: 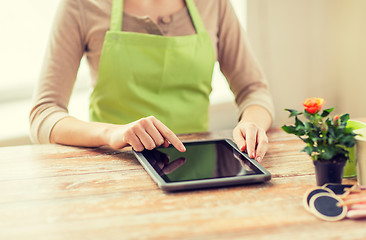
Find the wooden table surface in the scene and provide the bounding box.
[1,128,365,240]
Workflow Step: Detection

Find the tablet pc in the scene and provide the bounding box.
[133,139,271,191]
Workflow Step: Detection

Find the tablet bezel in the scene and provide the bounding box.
[133,138,271,191]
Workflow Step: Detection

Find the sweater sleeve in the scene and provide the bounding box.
[29,0,86,143]
[217,0,274,121]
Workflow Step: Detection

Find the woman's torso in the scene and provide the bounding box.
[82,0,220,86]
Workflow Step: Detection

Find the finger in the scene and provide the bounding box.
[163,157,186,174]
[233,127,246,152]
[162,139,170,148]
[152,118,186,152]
[140,118,166,147]
[155,152,170,168]
[162,152,170,164]
[156,158,165,169]
[255,129,269,162]
[132,124,156,150]
[244,127,258,159]
[124,130,145,152]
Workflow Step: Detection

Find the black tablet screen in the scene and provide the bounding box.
[141,140,262,183]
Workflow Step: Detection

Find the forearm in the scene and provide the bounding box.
[50,116,185,152]
[239,105,273,131]
[50,117,117,148]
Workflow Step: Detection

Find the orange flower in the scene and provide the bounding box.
[303,97,325,114]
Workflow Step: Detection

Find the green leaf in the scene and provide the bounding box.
[340,114,350,126]
[328,127,336,139]
[301,136,313,145]
[321,108,334,117]
[339,135,356,147]
[282,125,297,134]
[319,146,336,160]
[302,145,313,156]
[303,111,312,119]
[295,116,305,127]
[282,125,305,137]
[284,109,302,117]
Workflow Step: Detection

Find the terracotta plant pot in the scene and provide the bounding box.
[313,160,346,186]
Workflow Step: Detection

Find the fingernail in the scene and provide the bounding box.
[256,156,261,162]
[180,144,186,152]
[240,145,246,152]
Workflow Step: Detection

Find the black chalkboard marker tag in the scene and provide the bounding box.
[303,187,334,213]
[309,193,348,221]
[323,183,355,196]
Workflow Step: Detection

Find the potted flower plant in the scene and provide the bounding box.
[282,97,357,186]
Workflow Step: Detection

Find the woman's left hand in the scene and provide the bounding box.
[233,105,272,162]
[233,122,268,162]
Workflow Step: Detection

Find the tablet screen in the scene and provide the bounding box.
[140,140,262,183]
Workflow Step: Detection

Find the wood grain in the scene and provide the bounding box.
[0,128,364,240]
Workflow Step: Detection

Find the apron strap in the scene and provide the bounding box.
[185,0,205,34]
[110,0,123,31]
[109,0,205,34]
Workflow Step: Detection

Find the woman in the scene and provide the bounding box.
[30,0,274,162]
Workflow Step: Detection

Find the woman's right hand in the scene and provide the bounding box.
[106,116,186,152]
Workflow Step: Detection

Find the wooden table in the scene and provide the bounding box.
[1,128,365,240]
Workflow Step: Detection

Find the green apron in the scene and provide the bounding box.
[89,0,215,134]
